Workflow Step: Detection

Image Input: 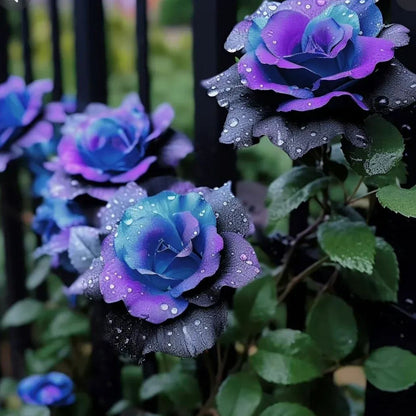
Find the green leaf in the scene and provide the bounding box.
[140,372,201,409]
[377,185,416,218]
[25,339,71,374]
[343,115,404,177]
[364,161,407,188]
[317,218,376,274]
[216,373,262,416]
[234,275,278,334]
[259,403,316,416]
[364,347,416,392]
[268,167,331,222]
[43,310,89,340]
[307,295,357,361]
[20,406,50,416]
[26,257,51,290]
[2,299,43,328]
[0,378,17,400]
[250,329,324,385]
[343,238,399,302]
[107,400,132,415]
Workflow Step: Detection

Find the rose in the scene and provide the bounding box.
[0,76,53,171]
[204,0,416,159]
[70,182,260,359]
[17,372,75,407]
[48,93,193,201]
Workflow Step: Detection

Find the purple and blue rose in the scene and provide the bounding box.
[204,0,416,158]
[47,93,193,201]
[69,182,260,359]
[0,76,53,171]
[18,372,75,407]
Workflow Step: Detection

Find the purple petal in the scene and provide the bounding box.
[109,156,157,183]
[146,103,175,142]
[48,169,118,201]
[313,36,395,91]
[261,9,309,56]
[159,131,193,167]
[100,234,189,324]
[0,76,25,98]
[57,135,111,182]
[0,152,14,172]
[45,102,68,123]
[23,79,53,125]
[121,92,145,113]
[17,121,53,148]
[169,226,224,297]
[238,52,315,98]
[34,229,70,258]
[68,257,104,300]
[98,182,147,232]
[278,91,369,112]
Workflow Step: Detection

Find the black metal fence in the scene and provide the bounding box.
[0,0,415,415]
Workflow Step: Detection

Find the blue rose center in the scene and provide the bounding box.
[76,114,149,173]
[114,191,220,293]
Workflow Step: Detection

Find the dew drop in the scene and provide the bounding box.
[171,308,178,315]
[194,320,201,326]
[229,118,239,127]
[124,218,133,226]
[240,254,248,261]
[160,304,169,311]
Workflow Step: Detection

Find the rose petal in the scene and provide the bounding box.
[100,234,189,324]
[146,103,175,142]
[103,301,227,359]
[110,155,157,183]
[379,24,410,48]
[98,182,147,232]
[158,131,193,167]
[278,90,369,112]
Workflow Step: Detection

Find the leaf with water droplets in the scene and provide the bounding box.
[317,218,376,274]
[268,167,331,223]
[342,238,399,302]
[306,295,358,361]
[343,116,404,177]
[377,185,416,218]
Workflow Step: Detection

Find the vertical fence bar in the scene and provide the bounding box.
[73,1,120,412]
[21,4,33,83]
[136,0,150,111]
[74,0,107,111]
[365,2,416,415]
[0,6,31,379]
[192,0,238,187]
[48,0,63,100]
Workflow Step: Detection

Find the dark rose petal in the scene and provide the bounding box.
[103,301,228,360]
[203,182,251,236]
[185,232,261,307]
[253,114,368,159]
[202,64,273,148]
[98,182,147,232]
[361,59,416,113]
[379,24,410,48]
[225,19,253,53]
[68,257,104,300]
[68,226,101,273]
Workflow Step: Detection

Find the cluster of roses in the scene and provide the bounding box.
[8,0,416,408]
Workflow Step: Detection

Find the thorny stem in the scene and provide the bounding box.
[278,256,330,303]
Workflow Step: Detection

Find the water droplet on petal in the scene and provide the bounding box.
[160,304,169,311]
[229,118,239,127]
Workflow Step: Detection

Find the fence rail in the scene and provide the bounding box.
[0,0,415,414]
